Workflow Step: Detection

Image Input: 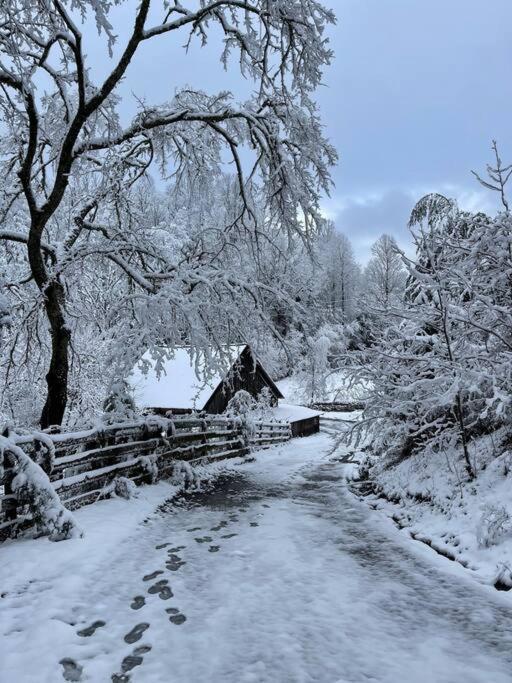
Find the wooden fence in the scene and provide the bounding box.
[308,401,365,412]
[0,416,291,542]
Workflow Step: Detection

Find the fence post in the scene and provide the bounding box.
[2,454,17,524]
[2,428,17,528]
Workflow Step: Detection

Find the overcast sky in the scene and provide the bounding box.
[90,0,512,263]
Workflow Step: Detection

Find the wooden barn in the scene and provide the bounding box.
[129,344,284,415]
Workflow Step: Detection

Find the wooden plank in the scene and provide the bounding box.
[190,447,250,465]
[58,459,146,501]
[51,439,161,479]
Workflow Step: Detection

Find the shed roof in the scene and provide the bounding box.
[129,344,266,411]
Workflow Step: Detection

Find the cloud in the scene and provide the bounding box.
[322,184,501,264]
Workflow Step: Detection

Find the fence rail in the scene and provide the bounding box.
[0,416,291,542]
[308,401,365,413]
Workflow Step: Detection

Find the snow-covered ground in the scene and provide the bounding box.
[2,434,512,683]
[349,428,512,591]
[277,371,366,405]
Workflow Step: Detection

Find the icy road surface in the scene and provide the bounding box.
[2,433,512,682]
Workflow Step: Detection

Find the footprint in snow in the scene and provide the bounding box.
[211,521,228,531]
[130,596,145,610]
[187,527,202,532]
[117,645,152,677]
[250,522,259,527]
[143,570,164,582]
[167,546,186,553]
[166,555,186,571]
[166,607,187,625]
[124,623,150,644]
[158,585,173,600]
[155,542,170,549]
[148,579,171,596]
[77,620,106,637]
[221,533,238,539]
[111,674,130,683]
[166,560,186,572]
[60,658,83,682]
[194,536,213,544]
[208,545,220,553]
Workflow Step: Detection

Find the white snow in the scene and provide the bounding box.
[351,427,512,591]
[129,345,246,410]
[2,435,512,683]
[269,402,319,422]
[278,370,367,404]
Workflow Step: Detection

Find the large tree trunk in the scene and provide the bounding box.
[40,280,70,429]
[27,218,70,429]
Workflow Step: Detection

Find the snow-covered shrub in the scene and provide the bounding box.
[102,380,136,424]
[225,390,257,418]
[100,476,139,500]
[139,454,159,484]
[477,504,511,548]
[1,436,82,541]
[255,387,273,420]
[171,461,201,491]
[32,432,56,475]
[495,562,512,590]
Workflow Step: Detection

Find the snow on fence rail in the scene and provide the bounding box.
[0,416,291,542]
[308,401,365,412]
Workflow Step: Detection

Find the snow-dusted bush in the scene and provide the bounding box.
[171,461,201,491]
[495,562,512,589]
[255,387,273,420]
[100,476,139,501]
[102,380,137,424]
[31,432,56,475]
[1,436,82,541]
[139,454,159,484]
[477,504,511,548]
[225,390,257,418]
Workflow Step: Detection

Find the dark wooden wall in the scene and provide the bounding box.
[204,347,280,414]
[290,415,320,438]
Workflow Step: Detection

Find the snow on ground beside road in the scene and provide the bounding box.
[3,433,512,683]
[349,427,512,591]
[0,480,187,682]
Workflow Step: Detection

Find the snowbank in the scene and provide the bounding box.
[350,430,512,591]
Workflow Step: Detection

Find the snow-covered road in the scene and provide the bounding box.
[3,433,512,683]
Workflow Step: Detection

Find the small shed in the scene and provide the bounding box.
[129,344,284,415]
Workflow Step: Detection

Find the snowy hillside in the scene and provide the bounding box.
[277,371,367,405]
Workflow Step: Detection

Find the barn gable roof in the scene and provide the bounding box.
[129,344,283,411]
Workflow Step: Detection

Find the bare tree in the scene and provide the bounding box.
[318,227,360,322]
[363,234,406,313]
[472,140,511,212]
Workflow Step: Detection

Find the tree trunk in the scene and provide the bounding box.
[40,280,70,429]
[27,216,70,429]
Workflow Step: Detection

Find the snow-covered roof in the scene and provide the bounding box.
[129,345,247,411]
[270,403,320,422]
